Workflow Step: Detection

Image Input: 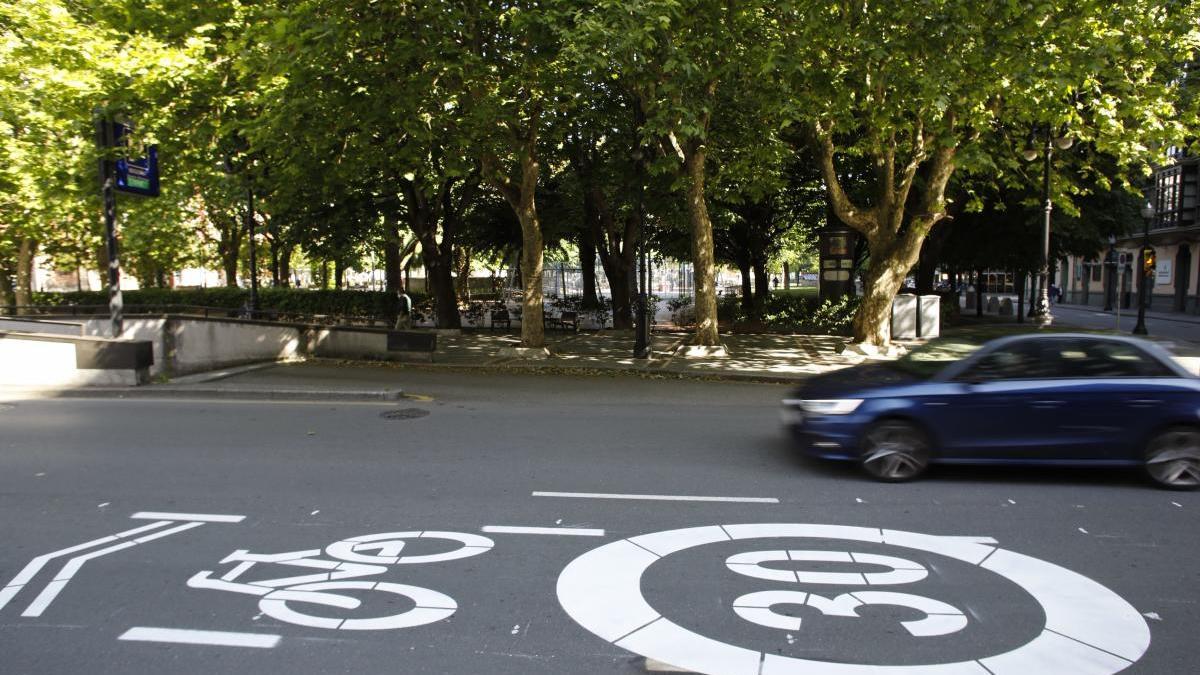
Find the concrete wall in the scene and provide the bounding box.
[0,332,151,386]
[310,327,386,360]
[6,314,431,383]
[0,318,82,336]
[170,318,303,376]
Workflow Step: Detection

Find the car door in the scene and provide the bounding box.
[935,339,1056,460]
[1036,338,1188,461]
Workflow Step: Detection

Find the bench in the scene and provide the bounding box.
[558,310,579,332]
[490,308,511,330]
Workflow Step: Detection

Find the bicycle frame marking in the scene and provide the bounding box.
[189,531,493,631]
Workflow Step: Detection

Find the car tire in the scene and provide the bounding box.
[859,420,930,482]
[1144,426,1200,490]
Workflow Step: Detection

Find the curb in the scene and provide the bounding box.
[315,357,821,385]
[20,386,405,402]
[167,360,293,385]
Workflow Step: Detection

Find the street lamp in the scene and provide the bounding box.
[1103,236,1116,312]
[1023,125,1073,326]
[632,147,650,359]
[1133,200,1156,335]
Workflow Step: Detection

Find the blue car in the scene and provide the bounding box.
[781,333,1200,489]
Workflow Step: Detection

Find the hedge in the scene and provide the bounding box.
[29,288,428,320]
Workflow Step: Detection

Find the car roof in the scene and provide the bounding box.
[935,332,1195,380]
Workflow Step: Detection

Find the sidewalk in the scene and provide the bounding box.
[10,321,1200,402]
[427,330,874,382]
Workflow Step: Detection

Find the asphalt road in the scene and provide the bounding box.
[1,368,1197,674]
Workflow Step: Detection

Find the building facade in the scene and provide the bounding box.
[1064,151,1200,312]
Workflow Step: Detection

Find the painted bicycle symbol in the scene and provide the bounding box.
[188,531,493,630]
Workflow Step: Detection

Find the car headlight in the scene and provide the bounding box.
[787,399,864,415]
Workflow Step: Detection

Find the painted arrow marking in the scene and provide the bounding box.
[0,511,244,617]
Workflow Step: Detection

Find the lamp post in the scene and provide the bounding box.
[1133,201,1156,335]
[1023,126,1073,325]
[632,146,650,359]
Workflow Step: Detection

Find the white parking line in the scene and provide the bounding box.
[130,512,246,523]
[119,627,281,649]
[533,491,779,504]
[482,526,606,537]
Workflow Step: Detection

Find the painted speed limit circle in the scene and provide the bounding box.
[556,524,1150,674]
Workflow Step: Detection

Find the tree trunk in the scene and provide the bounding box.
[484,128,545,349]
[739,263,753,314]
[384,238,402,293]
[783,261,791,290]
[0,257,15,313]
[424,248,459,327]
[580,226,599,308]
[15,237,38,315]
[455,246,472,299]
[753,260,770,308]
[852,252,910,345]
[683,147,719,345]
[218,218,241,288]
[280,244,293,287]
[334,259,345,289]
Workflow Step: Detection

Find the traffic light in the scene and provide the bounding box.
[1142,247,1156,277]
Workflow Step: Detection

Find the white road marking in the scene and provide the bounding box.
[1171,502,1182,508]
[0,521,174,612]
[98,503,110,508]
[130,511,246,523]
[119,626,280,649]
[482,526,606,537]
[6,513,240,617]
[533,491,778,504]
[560,523,1150,674]
[1143,612,1161,621]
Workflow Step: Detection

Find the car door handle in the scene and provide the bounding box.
[1126,398,1162,407]
[1031,400,1065,408]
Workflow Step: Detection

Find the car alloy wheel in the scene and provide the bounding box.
[1145,427,1200,490]
[860,420,930,482]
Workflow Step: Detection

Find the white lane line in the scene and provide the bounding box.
[533,491,779,504]
[130,511,246,523]
[119,626,281,649]
[0,521,174,613]
[482,526,606,537]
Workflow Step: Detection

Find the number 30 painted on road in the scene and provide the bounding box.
[727,549,966,637]
[556,524,1150,675]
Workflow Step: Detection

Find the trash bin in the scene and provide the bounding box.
[893,294,941,339]
[917,294,940,339]
[892,294,918,339]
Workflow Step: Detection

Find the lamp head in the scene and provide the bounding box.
[1141,201,1155,220]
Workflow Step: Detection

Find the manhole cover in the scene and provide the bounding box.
[380,408,430,420]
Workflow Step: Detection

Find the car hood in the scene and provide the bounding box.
[789,363,926,400]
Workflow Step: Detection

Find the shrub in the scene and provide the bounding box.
[30,288,427,321]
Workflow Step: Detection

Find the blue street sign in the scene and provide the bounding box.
[112,122,160,197]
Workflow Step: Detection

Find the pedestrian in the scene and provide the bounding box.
[772,276,780,290]
[394,291,413,330]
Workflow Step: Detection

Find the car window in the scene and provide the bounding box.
[1046,339,1176,378]
[954,341,1051,381]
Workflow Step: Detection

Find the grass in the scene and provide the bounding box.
[770,287,819,298]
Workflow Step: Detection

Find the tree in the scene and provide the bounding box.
[569,1,776,346]
[775,0,1200,347]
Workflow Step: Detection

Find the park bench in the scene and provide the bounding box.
[558,310,579,332]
